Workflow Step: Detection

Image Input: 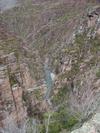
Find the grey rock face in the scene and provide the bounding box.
[71,112,100,133]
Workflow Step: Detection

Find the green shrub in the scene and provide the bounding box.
[90,36,100,53]
[34,89,42,100]
[65,116,78,129]
[49,122,62,133]
[43,107,79,133]
[39,124,46,133]
[9,74,18,86]
[96,69,100,78]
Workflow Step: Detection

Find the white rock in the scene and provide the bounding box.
[71,123,96,133]
[92,113,100,124]
[50,73,56,81]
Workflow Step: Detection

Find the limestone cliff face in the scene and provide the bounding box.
[0,52,34,132]
[0,53,24,130]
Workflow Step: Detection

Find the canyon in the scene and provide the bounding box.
[0,0,100,133]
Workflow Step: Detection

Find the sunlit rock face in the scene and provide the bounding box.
[71,112,100,133]
[0,0,18,11]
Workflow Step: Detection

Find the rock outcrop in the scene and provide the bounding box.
[71,111,100,133]
[0,52,27,132]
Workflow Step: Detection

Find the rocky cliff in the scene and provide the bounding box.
[0,0,100,133]
[0,24,35,132]
[0,53,26,132]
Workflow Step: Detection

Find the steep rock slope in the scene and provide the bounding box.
[0,0,100,133]
[0,24,35,132]
[0,0,97,80]
[71,112,100,133]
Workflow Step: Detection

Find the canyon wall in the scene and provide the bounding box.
[0,52,32,132]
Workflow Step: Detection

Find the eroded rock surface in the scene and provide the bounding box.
[71,112,100,133]
[0,53,27,132]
